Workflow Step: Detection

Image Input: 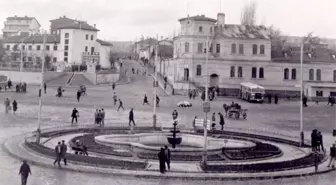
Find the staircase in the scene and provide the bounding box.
[47,73,74,86]
[69,73,94,86]
[145,63,173,95]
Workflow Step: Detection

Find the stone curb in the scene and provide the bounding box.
[47,77,131,89]
[3,128,335,181]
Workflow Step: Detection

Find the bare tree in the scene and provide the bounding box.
[0,39,5,61]
[240,1,257,26]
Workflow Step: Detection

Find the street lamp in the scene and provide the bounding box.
[153,35,159,129]
[201,36,209,166]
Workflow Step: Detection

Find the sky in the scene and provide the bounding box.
[0,0,335,41]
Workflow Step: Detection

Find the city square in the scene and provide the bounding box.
[0,0,336,185]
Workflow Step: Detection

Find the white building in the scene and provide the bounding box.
[158,13,336,100]
[2,16,40,38]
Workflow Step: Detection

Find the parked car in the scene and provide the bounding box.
[177,101,192,107]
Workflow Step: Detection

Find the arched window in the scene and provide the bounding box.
[333,70,336,82]
[238,66,243,78]
[284,68,289,80]
[309,69,314,81]
[252,44,258,55]
[260,45,265,55]
[230,66,235,77]
[196,65,202,76]
[231,43,236,54]
[316,69,321,81]
[251,67,257,78]
[259,67,264,78]
[291,69,296,80]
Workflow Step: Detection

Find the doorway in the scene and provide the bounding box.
[184,68,189,81]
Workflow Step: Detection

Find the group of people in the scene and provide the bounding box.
[188,89,197,99]
[157,146,171,174]
[94,109,105,126]
[143,94,160,107]
[53,140,68,167]
[311,129,325,152]
[327,96,335,106]
[4,98,18,114]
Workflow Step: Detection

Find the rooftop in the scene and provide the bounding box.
[96,39,113,46]
[178,15,217,22]
[217,24,270,40]
[135,38,157,45]
[2,34,60,44]
[50,16,99,32]
[6,16,34,21]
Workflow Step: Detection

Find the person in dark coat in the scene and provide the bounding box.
[316,131,324,152]
[129,108,136,127]
[211,113,216,130]
[327,144,336,168]
[77,90,81,102]
[143,95,150,105]
[12,100,18,114]
[44,83,47,94]
[311,129,317,151]
[53,142,62,167]
[112,82,116,91]
[19,160,31,185]
[268,94,272,104]
[164,146,171,170]
[60,140,67,165]
[71,108,79,124]
[274,95,278,104]
[117,99,124,111]
[218,112,225,131]
[158,147,166,173]
[312,150,320,172]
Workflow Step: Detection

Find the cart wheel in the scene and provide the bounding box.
[235,112,240,119]
[228,112,232,118]
[243,113,247,119]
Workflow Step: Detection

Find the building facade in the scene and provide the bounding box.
[159,13,336,99]
[2,16,40,38]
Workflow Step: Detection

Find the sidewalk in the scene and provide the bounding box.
[3,127,335,181]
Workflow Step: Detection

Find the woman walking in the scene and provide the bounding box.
[12,100,18,114]
[158,147,166,174]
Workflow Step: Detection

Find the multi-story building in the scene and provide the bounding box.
[2,16,113,69]
[158,13,336,99]
[2,16,40,38]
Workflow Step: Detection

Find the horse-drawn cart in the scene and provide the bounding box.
[224,103,248,120]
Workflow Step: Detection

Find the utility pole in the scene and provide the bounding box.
[153,35,158,129]
[202,36,209,166]
[299,42,304,147]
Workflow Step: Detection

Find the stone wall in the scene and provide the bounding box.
[0,71,66,84]
[82,72,120,85]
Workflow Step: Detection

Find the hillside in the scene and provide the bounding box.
[109,41,133,53]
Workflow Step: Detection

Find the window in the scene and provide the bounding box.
[85,46,88,52]
[86,34,88,40]
[238,66,243,78]
[36,45,41,50]
[65,33,69,38]
[284,68,289,79]
[197,43,203,53]
[53,57,57,62]
[196,65,202,76]
[216,44,220,53]
[64,57,68,62]
[316,91,323,97]
[199,26,203,32]
[239,44,244,54]
[334,70,336,82]
[316,69,321,81]
[291,69,296,80]
[91,35,94,40]
[251,67,257,78]
[252,44,258,55]
[28,45,32,50]
[309,69,314,81]
[259,67,264,78]
[64,46,69,51]
[230,66,235,77]
[6,45,10,50]
[64,52,68,57]
[53,45,57,51]
[260,45,265,55]
[210,27,212,33]
[91,47,95,54]
[185,42,189,52]
[231,43,236,54]
[65,39,69,44]
[46,45,50,51]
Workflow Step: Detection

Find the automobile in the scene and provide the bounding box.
[177,101,192,107]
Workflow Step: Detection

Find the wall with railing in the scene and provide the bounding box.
[0,71,65,84]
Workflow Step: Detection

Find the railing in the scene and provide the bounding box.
[82,52,100,56]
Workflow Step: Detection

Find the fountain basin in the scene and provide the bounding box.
[95,133,256,156]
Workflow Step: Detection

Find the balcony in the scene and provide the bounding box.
[4,21,30,26]
[82,52,100,64]
[82,52,100,56]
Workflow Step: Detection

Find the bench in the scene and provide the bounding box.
[194,119,211,131]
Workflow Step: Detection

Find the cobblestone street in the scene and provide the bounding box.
[0,60,335,184]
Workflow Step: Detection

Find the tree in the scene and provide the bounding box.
[240,1,257,26]
[267,25,287,58]
[0,39,5,61]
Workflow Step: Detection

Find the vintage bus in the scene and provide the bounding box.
[240,82,265,103]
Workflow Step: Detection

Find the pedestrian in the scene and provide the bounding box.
[77,90,81,102]
[94,109,99,124]
[211,112,216,130]
[97,110,102,126]
[316,131,324,152]
[158,147,166,174]
[172,110,178,120]
[268,94,272,104]
[312,150,320,172]
[117,99,124,111]
[156,95,160,107]
[4,98,10,114]
[311,129,318,152]
[143,95,150,105]
[44,83,47,94]
[193,116,197,129]
[218,112,225,131]
[164,145,171,170]
[19,160,31,185]
[53,142,62,167]
[71,108,79,124]
[12,100,18,115]
[60,140,67,165]
[112,82,116,91]
[113,92,118,105]
[129,108,136,127]
[327,143,336,168]
[274,95,278,104]
[101,108,105,126]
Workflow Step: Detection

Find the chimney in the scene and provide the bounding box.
[217,13,225,28]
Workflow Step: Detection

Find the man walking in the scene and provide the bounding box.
[112,82,116,91]
[4,98,10,114]
[218,112,225,131]
[101,108,105,126]
[164,145,171,170]
[77,90,81,102]
[44,83,47,94]
[60,140,67,165]
[129,108,136,127]
[143,95,150,105]
[327,143,336,169]
[113,92,118,106]
[71,108,79,124]
[53,142,62,167]
[19,160,31,185]
[117,99,125,111]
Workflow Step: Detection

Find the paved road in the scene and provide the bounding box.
[0,59,335,185]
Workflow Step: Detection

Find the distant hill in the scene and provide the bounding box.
[109,41,133,53]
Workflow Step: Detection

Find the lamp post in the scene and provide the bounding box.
[299,42,304,147]
[154,35,158,129]
[36,31,47,144]
[202,36,209,166]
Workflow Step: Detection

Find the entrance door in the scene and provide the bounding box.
[184,68,189,81]
[209,74,219,87]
